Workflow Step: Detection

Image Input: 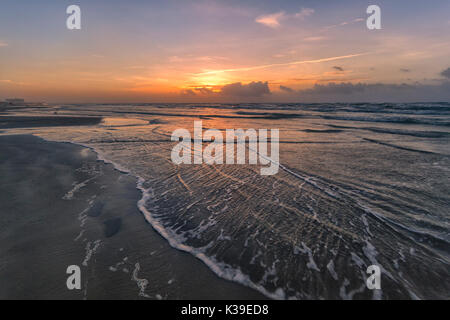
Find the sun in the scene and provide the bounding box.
[190,73,231,87]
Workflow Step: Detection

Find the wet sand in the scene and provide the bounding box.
[0,134,265,300]
[0,116,102,129]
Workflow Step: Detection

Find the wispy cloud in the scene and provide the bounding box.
[303,36,326,42]
[256,8,314,28]
[0,79,27,85]
[169,55,229,63]
[196,53,370,75]
[125,65,148,70]
[0,41,8,47]
[255,11,285,28]
[295,8,315,20]
[324,18,364,30]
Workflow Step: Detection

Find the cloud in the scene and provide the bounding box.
[184,81,450,102]
[325,18,365,30]
[180,89,196,96]
[295,8,315,19]
[255,11,285,28]
[221,81,271,97]
[279,85,294,93]
[0,79,27,86]
[333,66,344,72]
[303,36,326,42]
[0,41,8,47]
[284,82,450,102]
[400,68,411,73]
[187,82,271,98]
[441,67,450,79]
[196,53,369,75]
[256,8,314,28]
[194,87,214,94]
[302,82,367,95]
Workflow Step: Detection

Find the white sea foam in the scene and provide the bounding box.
[74,229,85,242]
[294,242,320,272]
[339,278,366,300]
[136,176,288,300]
[82,239,102,267]
[327,260,338,281]
[217,229,232,241]
[63,177,95,200]
[131,263,151,298]
[77,200,94,228]
[109,256,129,272]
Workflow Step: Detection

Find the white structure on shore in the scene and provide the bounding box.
[5,98,25,104]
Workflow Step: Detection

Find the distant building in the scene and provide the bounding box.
[4,98,25,106]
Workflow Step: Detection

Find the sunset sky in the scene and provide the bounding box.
[1,0,450,103]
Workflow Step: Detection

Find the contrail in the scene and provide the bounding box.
[195,52,370,75]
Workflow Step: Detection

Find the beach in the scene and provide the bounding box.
[0,134,264,299]
[0,103,449,300]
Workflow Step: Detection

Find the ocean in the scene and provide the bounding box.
[2,102,449,299]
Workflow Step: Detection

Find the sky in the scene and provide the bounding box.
[1,0,450,103]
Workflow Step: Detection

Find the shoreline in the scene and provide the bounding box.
[0,134,266,300]
[0,116,102,129]
[57,137,281,299]
[70,138,284,300]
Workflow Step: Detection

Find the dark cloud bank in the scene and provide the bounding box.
[186,81,271,99]
[441,67,450,79]
[221,81,270,97]
[184,68,450,102]
[277,67,450,102]
[279,81,450,103]
[280,68,450,102]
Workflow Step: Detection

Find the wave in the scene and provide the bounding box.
[136,177,287,300]
[362,138,442,155]
[320,115,450,126]
[327,124,450,138]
